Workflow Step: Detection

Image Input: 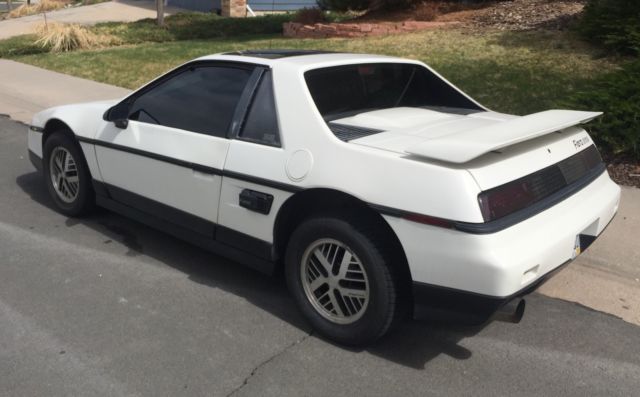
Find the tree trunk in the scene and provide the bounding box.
[7,0,12,12]
[156,0,165,26]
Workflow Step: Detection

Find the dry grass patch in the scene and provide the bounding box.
[8,0,67,18]
[35,22,115,52]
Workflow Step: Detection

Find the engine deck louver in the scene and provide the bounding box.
[328,123,384,142]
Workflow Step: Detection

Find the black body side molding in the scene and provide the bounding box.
[93,181,276,275]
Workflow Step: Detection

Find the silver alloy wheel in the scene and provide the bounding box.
[300,238,370,324]
[49,146,79,204]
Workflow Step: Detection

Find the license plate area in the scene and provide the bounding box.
[572,233,597,259]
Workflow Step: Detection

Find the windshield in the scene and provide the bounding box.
[304,63,482,120]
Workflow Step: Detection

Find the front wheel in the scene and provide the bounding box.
[42,132,95,217]
[285,216,406,346]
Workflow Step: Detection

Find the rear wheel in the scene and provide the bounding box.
[43,132,95,217]
[285,215,406,346]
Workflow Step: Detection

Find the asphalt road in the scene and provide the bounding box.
[1,116,640,396]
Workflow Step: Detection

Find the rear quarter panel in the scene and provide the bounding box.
[265,62,485,223]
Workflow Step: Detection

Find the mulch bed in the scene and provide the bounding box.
[283,20,456,38]
[605,158,640,188]
[468,0,586,30]
[354,0,587,31]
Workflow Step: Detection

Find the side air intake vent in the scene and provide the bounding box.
[328,123,384,142]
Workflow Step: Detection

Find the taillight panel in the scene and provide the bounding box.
[477,145,602,222]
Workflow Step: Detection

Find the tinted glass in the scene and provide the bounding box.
[128,65,253,137]
[239,71,280,146]
[304,63,481,120]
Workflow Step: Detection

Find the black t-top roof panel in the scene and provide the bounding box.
[222,49,337,59]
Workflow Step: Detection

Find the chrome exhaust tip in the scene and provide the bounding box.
[493,299,526,324]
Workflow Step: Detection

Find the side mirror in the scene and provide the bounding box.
[103,101,130,129]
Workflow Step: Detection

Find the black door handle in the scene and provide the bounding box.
[239,189,274,215]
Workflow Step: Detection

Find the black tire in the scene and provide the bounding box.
[285,215,407,346]
[42,131,95,217]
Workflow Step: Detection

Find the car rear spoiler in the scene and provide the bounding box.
[405,110,602,164]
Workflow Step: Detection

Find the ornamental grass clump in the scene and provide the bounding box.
[35,22,101,52]
[8,0,66,19]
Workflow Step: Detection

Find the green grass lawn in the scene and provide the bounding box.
[5,27,621,116]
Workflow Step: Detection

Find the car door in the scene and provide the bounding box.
[94,62,257,236]
[217,70,295,258]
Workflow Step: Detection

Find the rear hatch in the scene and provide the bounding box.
[333,107,602,191]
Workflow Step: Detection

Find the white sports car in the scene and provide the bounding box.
[27,50,620,345]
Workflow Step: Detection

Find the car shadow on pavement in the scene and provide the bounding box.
[16,171,487,369]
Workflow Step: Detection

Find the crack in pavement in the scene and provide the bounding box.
[226,331,313,397]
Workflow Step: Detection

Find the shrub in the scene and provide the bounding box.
[35,22,104,52]
[317,0,493,12]
[414,2,440,21]
[293,8,327,24]
[317,0,370,12]
[578,0,640,55]
[95,13,293,43]
[564,61,640,159]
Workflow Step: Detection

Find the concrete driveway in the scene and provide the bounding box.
[1,60,640,395]
[0,0,186,40]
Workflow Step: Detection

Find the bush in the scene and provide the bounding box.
[317,0,370,12]
[293,8,327,24]
[95,13,293,43]
[578,0,640,55]
[317,0,493,12]
[564,61,640,159]
[414,2,440,21]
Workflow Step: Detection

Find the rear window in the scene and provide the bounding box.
[304,63,482,120]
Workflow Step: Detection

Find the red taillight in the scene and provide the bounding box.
[477,145,604,223]
[478,180,536,222]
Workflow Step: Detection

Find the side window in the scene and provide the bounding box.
[238,71,280,146]
[128,65,253,137]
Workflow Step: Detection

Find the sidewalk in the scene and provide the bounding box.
[1,59,639,325]
[539,185,640,325]
[0,59,130,123]
[0,0,184,40]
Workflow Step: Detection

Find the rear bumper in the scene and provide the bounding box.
[385,171,621,299]
[411,257,570,322]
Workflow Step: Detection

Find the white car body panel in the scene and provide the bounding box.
[219,140,293,243]
[464,126,594,190]
[28,101,120,181]
[94,121,230,223]
[405,109,601,163]
[27,52,621,300]
[386,171,620,296]
[28,129,44,158]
